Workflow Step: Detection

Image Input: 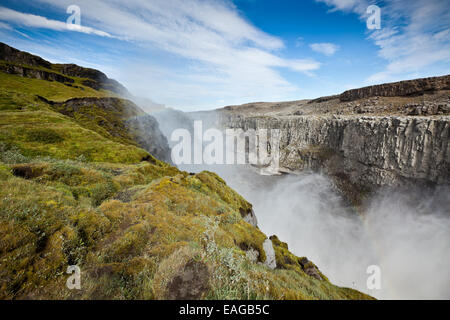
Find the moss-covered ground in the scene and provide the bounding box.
[0,58,373,300]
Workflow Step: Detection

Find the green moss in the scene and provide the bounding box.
[270,235,329,282]
[0,158,374,300]
[225,221,267,263]
[0,110,150,163]
[0,57,374,300]
[194,171,253,213]
[0,69,150,164]
[26,129,64,144]
[0,67,113,102]
[270,235,306,272]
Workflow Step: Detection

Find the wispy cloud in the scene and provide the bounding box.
[316,0,369,14]
[0,6,113,38]
[25,0,317,74]
[317,0,450,83]
[0,0,322,109]
[295,36,304,47]
[310,42,340,56]
[0,21,12,30]
[366,0,450,83]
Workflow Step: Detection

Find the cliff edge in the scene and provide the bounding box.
[219,75,450,205]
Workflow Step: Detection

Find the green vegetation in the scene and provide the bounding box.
[0,54,373,300]
[0,73,150,164]
[0,156,372,300]
[0,70,112,103]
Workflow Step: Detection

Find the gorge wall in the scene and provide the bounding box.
[339,75,450,101]
[224,115,448,186]
[0,42,171,162]
[219,76,450,203]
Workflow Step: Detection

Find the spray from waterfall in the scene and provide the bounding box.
[150,108,450,300]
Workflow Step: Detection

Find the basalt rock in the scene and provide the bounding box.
[53,64,129,96]
[0,42,51,68]
[48,97,171,162]
[0,42,128,95]
[0,63,74,84]
[340,75,450,102]
[262,239,277,270]
[224,115,449,193]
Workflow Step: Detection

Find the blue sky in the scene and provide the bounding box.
[0,0,449,111]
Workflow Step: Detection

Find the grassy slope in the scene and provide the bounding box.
[0,63,373,300]
[0,72,149,163]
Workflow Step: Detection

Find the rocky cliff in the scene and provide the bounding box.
[0,43,373,300]
[224,115,448,187]
[0,42,170,162]
[339,75,450,102]
[219,75,450,204]
[46,97,171,162]
[0,42,128,95]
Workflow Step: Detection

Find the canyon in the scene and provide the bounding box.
[1,41,449,300]
[1,42,371,300]
[216,75,450,205]
[169,77,449,299]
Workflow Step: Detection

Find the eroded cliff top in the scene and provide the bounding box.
[218,75,450,118]
[0,42,129,96]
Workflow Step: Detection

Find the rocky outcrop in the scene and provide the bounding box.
[298,257,323,281]
[48,97,171,162]
[0,63,74,84]
[53,64,129,96]
[262,239,277,270]
[165,259,210,300]
[125,114,171,163]
[340,75,450,102]
[0,42,51,68]
[0,42,128,95]
[223,115,449,192]
[406,103,450,116]
[245,238,276,269]
[240,208,258,227]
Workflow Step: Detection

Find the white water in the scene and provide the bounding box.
[152,109,450,299]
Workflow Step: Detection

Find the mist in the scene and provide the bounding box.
[230,172,450,300]
[150,109,450,300]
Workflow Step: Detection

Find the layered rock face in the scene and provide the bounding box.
[49,97,171,162]
[224,115,449,190]
[218,75,450,196]
[0,64,74,83]
[0,42,51,68]
[53,64,129,96]
[339,75,450,101]
[0,42,128,95]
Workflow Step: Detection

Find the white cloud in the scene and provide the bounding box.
[0,21,12,30]
[0,6,113,37]
[317,0,450,83]
[367,0,450,82]
[0,0,322,109]
[316,0,369,14]
[310,42,340,56]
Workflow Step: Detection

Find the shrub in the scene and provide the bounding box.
[50,162,82,179]
[90,181,118,206]
[0,142,28,164]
